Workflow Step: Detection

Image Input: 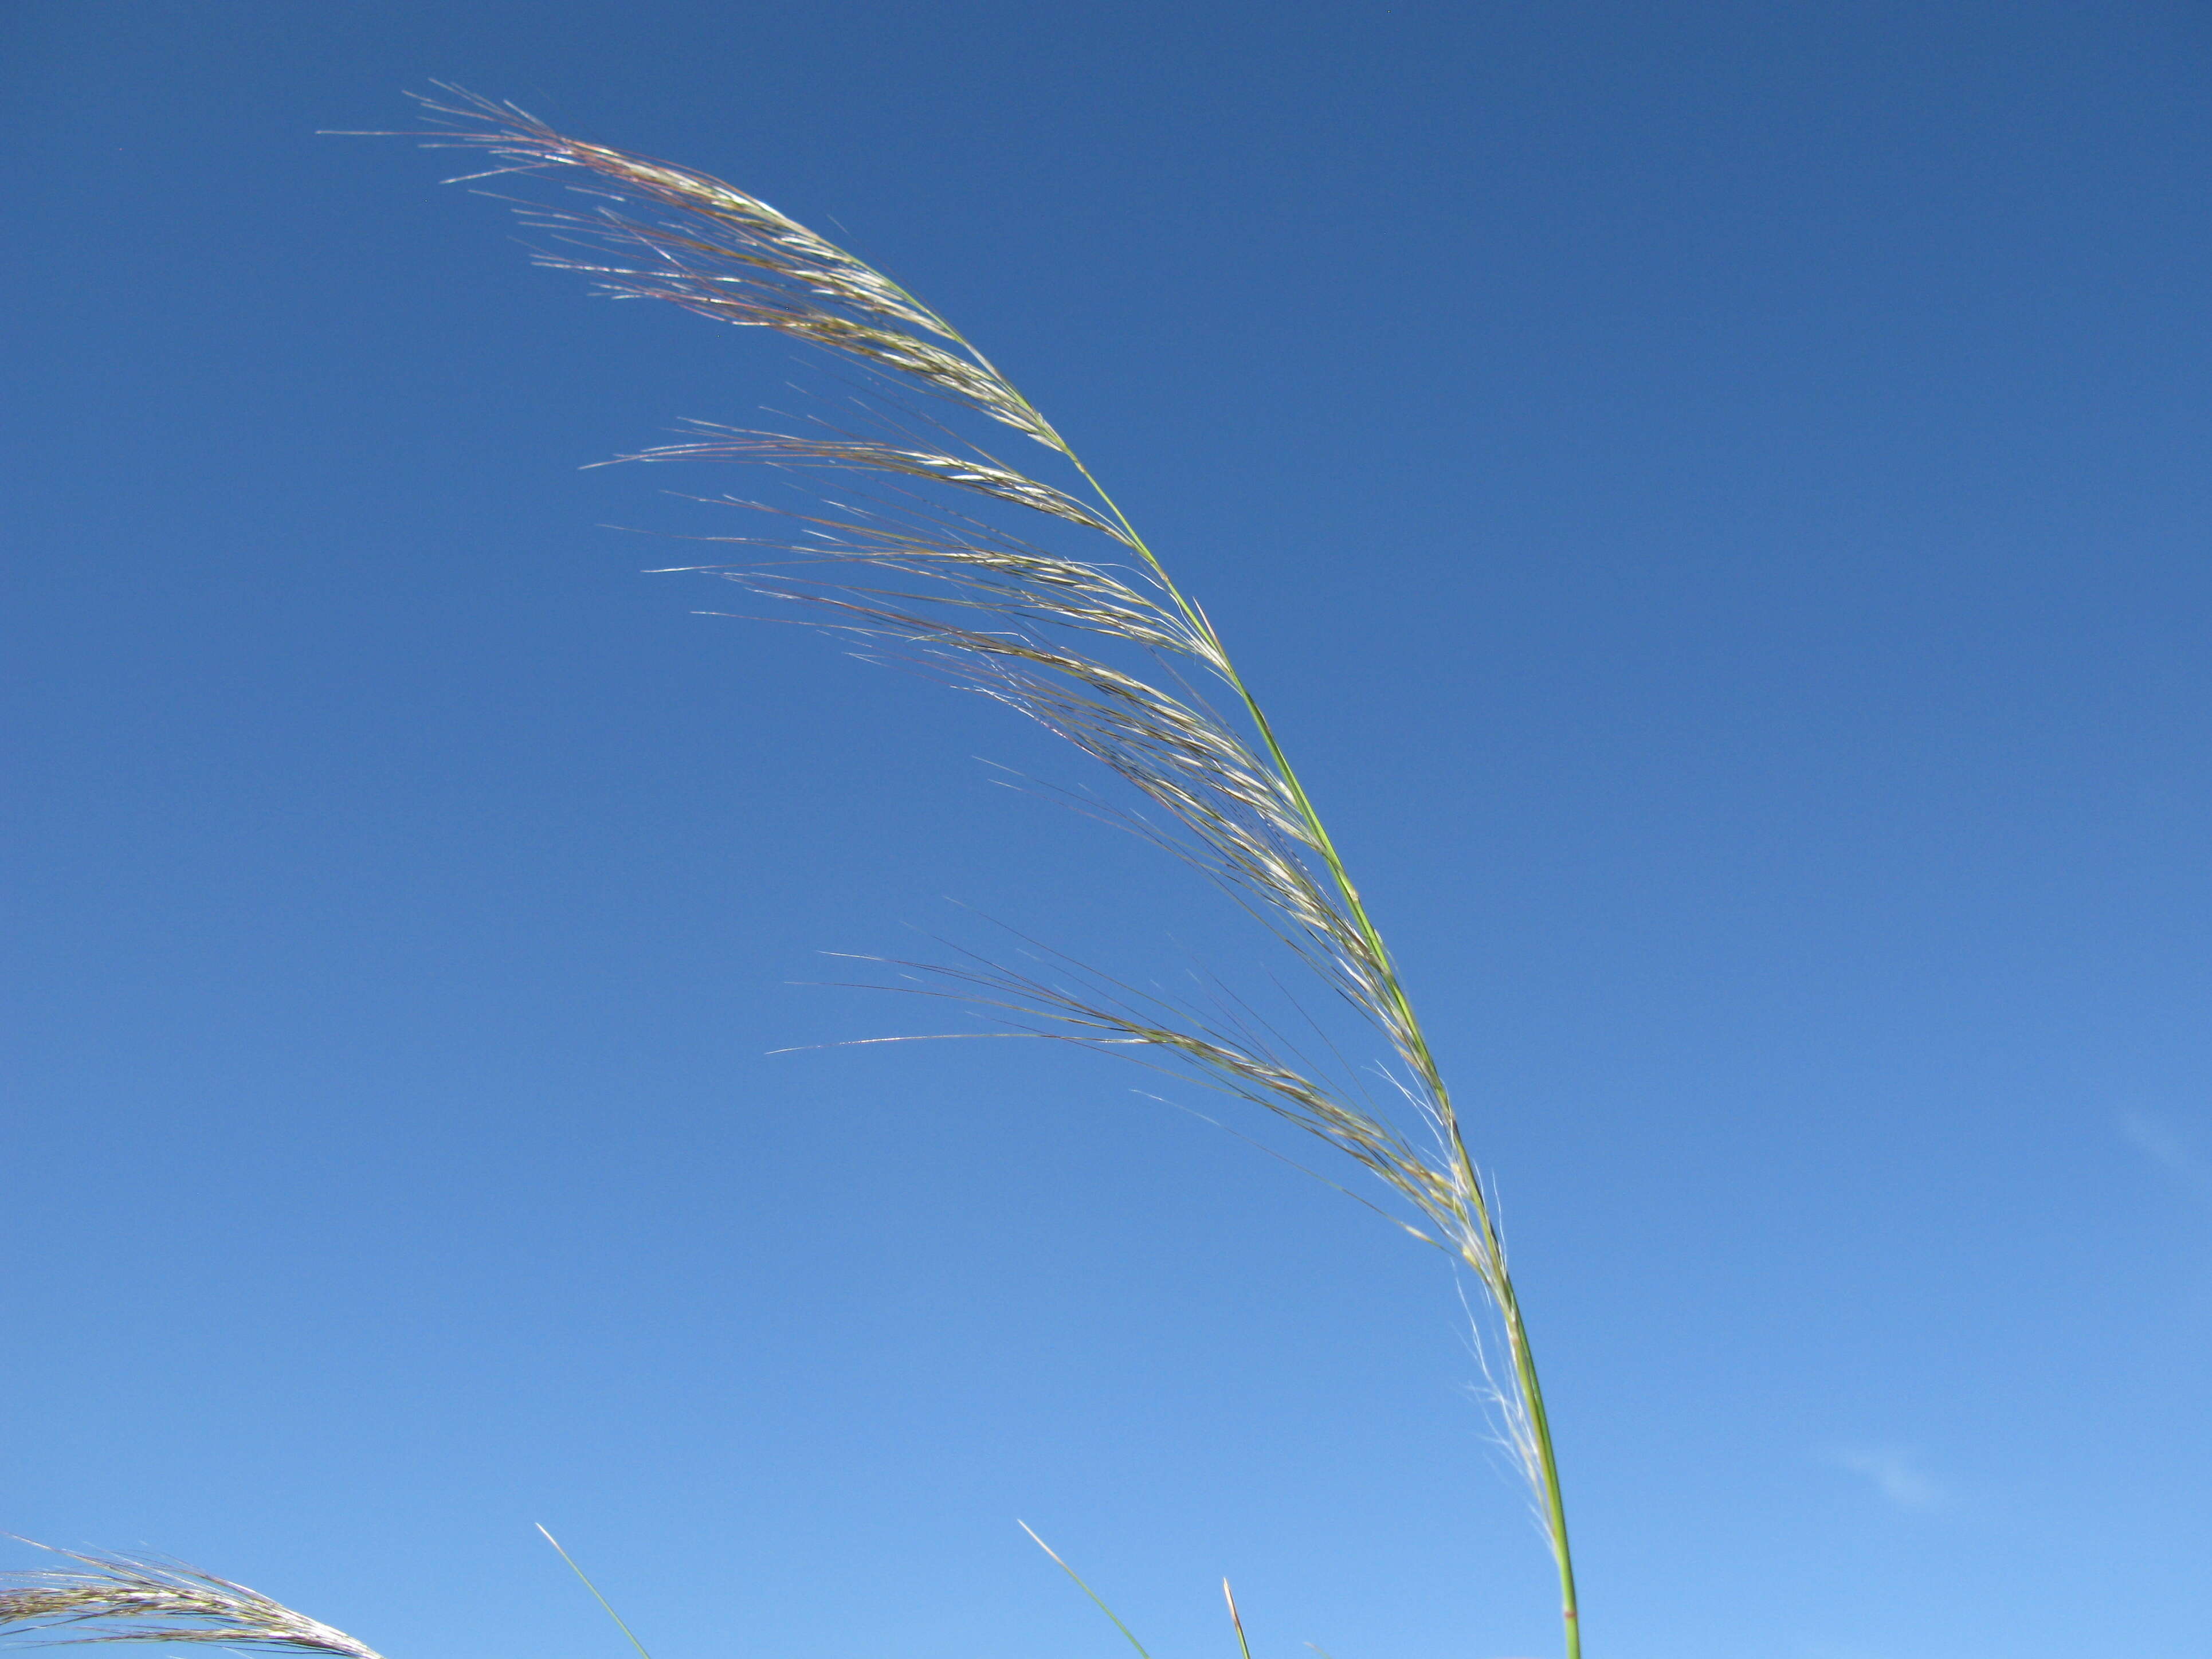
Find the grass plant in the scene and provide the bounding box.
[0,1546,386,1659]
[5,89,1585,1659]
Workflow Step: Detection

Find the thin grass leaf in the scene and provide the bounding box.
[1222,1580,1254,1659]
[1018,1525,1152,1659]
[535,1527,653,1659]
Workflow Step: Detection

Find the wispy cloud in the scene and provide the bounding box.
[2120,1110,2212,1201]
[1830,1445,1946,1510]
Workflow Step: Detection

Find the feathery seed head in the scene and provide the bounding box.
[411,87,1065,449]
[0,1549,385,1659]
[404,93,1581,1617]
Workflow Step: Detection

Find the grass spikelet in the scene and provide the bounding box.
[0,1548,384,1659]
[406,90,1587,1657]
[409,85,1066,449]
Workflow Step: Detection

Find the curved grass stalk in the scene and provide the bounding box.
[413,87,1580,1654]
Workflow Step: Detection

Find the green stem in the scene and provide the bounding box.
[931,300,1582,1654]
[1497,1265,1580,1659]
[1061,451,1585,1659]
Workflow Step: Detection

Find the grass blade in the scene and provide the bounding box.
[1222,1579,1254,1659]
[535,1527,653,1659]
[1018,1524,1152,1659]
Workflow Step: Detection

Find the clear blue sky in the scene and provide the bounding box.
[6,5,2210,1657]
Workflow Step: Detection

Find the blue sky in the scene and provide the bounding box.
[6,4,2211,1657]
